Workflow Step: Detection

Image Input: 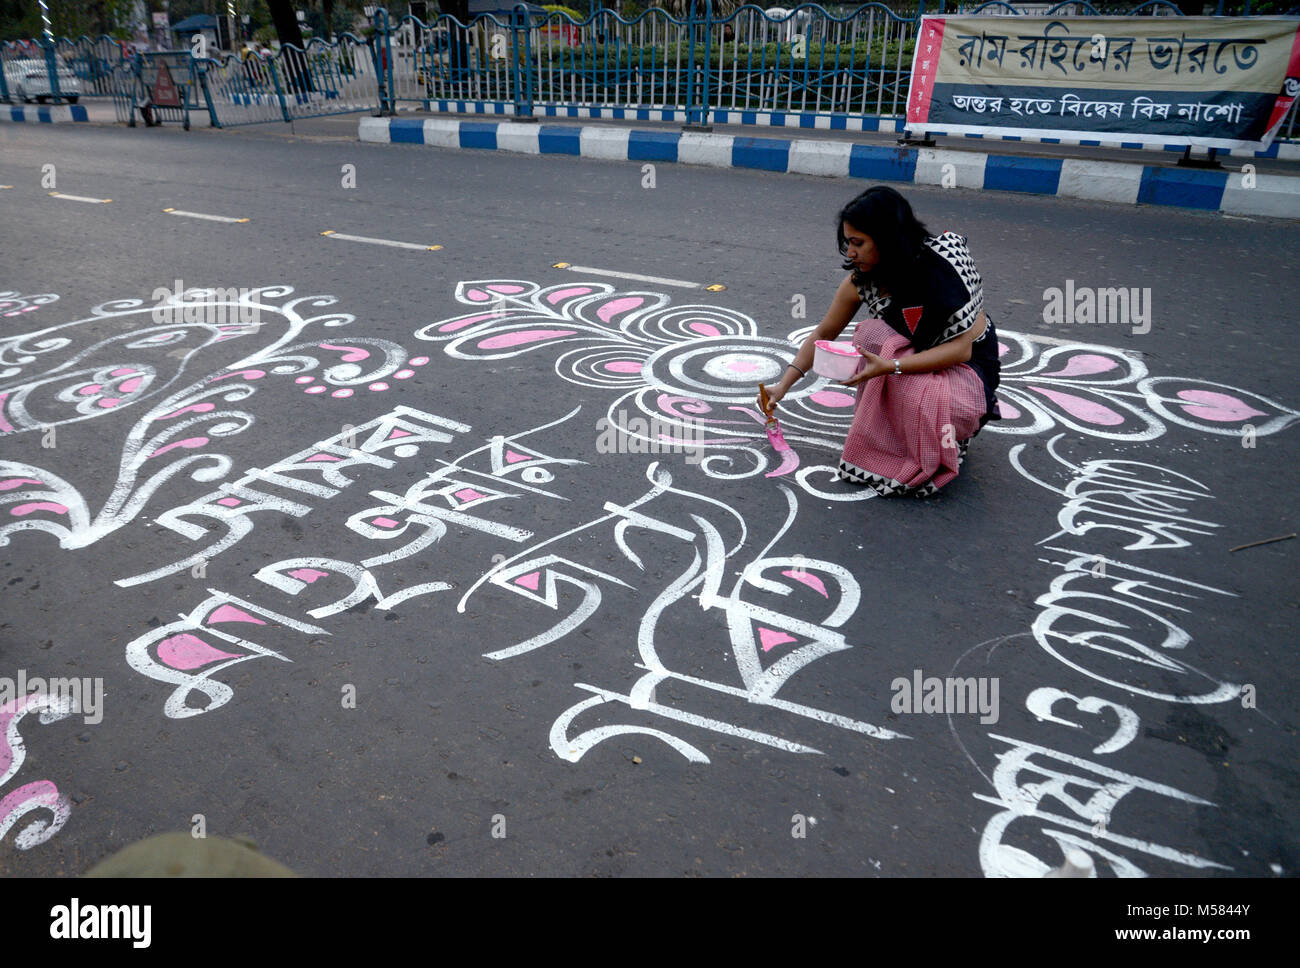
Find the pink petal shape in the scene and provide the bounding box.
[77,384,102,396]
[207,604,267,626]
[157,633,240,670]
[216,497,242,507]
[997,399,1022,420]
[596,297,644,323]
[210,369,265,382]
[109,368,135,377]
[370,517,400,528]
[117,377,144,394]
[1043,353,1119,378]
[159,402,215,419]
[465,288,492,302]
[810,390,855,407]
[1175,389,1267,423]
[689,322,721,337]
[514,571,540,591]
[546,286,592,304]
[10,502,67,516]
[453,487,485,502]
[478,329,577,350]
[997,341,1010,358]
[504,450,531,464]
[304,453,341,462]
[758,627,797,652]
[782,570,829,597]
[487,284,525,294]
[288,568,330,584]
[604,360,643,373]
[318,343,370,362]
[386,428,412,440]
[1029,387,1125,426]
[149,436,209,459]
[0,478,43,491]
[440,312,502,332]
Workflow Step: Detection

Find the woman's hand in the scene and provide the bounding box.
[842,350,893,387]
[758,382,786,412]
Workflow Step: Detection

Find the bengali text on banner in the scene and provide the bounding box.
[906,16,1300,150]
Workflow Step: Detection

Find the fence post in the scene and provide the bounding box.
[196,57,221,128]
[512,5,535,119]
[42,36,63,102]
[701,0,712,127]
[268,52,292,121]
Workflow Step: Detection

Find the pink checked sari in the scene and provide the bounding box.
[836,317,989,498]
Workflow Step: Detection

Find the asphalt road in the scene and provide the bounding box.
[0,117,1296,877]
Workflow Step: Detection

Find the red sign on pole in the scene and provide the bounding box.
[153,61,181,107]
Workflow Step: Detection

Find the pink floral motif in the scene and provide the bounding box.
[417,280,1300,496]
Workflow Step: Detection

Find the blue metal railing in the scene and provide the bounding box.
[3,3,1296,141]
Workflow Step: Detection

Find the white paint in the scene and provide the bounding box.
[358,116,391,143]
[915,148,987,190]
[163,209,247,223]
[677,132,734,168]
[555,264,702,289]
[787,140,851,178]
[323,231,438,251]
[1058,159,1143,206]
[1025,688,1139,755]
[48,192,110,204]
[124,589,326,719]
[495,121,541,154]
[974,734,1230,876]
[421,118,461,148]
[1221,172,1300,219]
[579,126,631,161]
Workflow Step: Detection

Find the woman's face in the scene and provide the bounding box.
[842,222,879,273]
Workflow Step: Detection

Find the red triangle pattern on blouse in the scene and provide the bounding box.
[902,306,924,333]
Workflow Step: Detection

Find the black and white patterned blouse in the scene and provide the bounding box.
[853,231,1001,421]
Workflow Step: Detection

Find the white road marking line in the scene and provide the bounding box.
[163,207,249,223]
[49,192,111,203]
[552,262,722,290]
[321,229,441,251]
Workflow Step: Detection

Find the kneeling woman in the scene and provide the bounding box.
[762,186,1002,497]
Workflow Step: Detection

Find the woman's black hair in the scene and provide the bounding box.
[836,186,932,291]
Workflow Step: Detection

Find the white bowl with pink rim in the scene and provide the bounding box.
[812,339,862,381]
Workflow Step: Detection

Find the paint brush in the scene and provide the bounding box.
[757,383,798,475]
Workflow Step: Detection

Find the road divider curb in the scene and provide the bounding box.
[358,115,1300,221]
[1,104,90,124]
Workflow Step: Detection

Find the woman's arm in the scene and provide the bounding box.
[843,310,987,386]
[760,274,862,408]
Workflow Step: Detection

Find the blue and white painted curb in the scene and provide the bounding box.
[1,103,90,123]
[360,116,1300,220]
[395,99,1300,161]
